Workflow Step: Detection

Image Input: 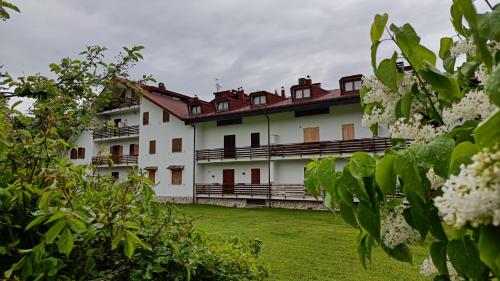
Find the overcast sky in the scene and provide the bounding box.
[0,0,492,103]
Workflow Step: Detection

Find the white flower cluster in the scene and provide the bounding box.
[426,168,444,190]
[442,90,497,127]
[434,148,500,227]
[389,114,448,143]
[475,64,489,84]
[361,76,399,128]
[420,256,464,281]
[450,39,476,58]
[380,205,421,249]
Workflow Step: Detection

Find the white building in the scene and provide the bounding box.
[68,75,390,209]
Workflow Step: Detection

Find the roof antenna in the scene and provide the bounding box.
[214,78,222,92]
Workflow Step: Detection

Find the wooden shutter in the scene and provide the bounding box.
[163,110,170,123]
[172,138,182,153]
[171,169,182,185]
[303,127,319,142]
[70,148,78,159]
[342,124,355,140]
[143,112,149,125]
[148,170,156,183]
[78,147,85,159]
[251,133,260,148]
[149,140,156,154]
[130,144,139,156]
[251,169,260,184]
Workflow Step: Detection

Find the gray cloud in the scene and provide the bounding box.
[0,0,492,101]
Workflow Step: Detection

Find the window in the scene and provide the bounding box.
[171,169,182,185]
[295,88,311,99]
[129,144,139,156]
[113,118,121,127]
[163,110,170,123]
[70,148,78,159]
[303,127,320,143]
[251,133,260,148]
[216,101,229,111]
[143,112,149,125]
[253,95,266,105]
[148,170,156,183]
[111,172,119,179]
[344,80,362,92]
[172,138,182,153]
[191,105,201,114]
[149,140,156,154]
[251,168,260,184]
[342,124,355,140]
[77,147,85,159]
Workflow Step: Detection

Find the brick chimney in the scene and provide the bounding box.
[281,86,285,98]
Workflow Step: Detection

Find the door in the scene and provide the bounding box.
[251,133,260,148]
[251,169,260,185]
[224,135,236,158]
[303,127,320,143]
[342,124,355,140]
[110,145,123,164]
[222,169,235,194]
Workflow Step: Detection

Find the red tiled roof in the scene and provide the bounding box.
[142,92,189,119]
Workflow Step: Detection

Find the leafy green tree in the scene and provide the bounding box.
[0,0,19,20]
[306,1,499,280]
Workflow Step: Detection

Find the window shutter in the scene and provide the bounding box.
[70,148,78,159]
[303,127,320,142]
[342,124,355,140]
[172,138,182,153]
[143,112,149,125]
[148,170,156,183]
[78,147,85,159]
[171,169,182,185]
[149,140,156,154]
[163,110,170,123]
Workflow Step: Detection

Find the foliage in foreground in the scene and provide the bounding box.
[306,1,499,280]
[0,45,267,280]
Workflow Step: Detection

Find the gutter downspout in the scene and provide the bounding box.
[265,111,271,208]
[191,122,197,204]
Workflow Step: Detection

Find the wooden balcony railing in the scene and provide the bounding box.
[195,183,322,200]
[91,154,138,166]
[99,98,140,112]
[196,137,392,161]
[93,125,139,140]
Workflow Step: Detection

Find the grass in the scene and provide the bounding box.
[176,204,431,281]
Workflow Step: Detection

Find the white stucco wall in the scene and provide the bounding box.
[196,161,268,184]
[66,130,95,165]
[139,98,194,197]
[98,110,140,126]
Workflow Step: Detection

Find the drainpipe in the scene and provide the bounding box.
[265,111,271,208]
[191,122,197,204]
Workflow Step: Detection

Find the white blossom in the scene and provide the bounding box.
[426,168,444,190]
[450,39,476,58]
[434,148,500,228]
[420,256,464,281]
[442,90,497,127]
[475,64,489,85]
[380,205,421,249]
[389,113,447,144]
[360,76,400,128]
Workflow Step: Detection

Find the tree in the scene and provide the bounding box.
[305,1,499,280]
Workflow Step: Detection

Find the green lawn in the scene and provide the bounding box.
[176,204,430,281]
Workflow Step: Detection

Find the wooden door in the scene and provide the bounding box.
[223,135,236,158]
[130,144,139,156]
[251,169,260,185]
[110,145,123,164]
[303,127,319,143]
[222,169,235,194]
[342,124,355,140]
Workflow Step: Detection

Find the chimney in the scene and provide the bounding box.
[158,82,166,90]
[281,86,285,98]
[306,75,312,85]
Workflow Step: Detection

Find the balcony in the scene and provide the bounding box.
[91,155,138,166]
[195,183,321,201]
[196,137,392,161]
[93,125,139,140]
[98,98,140,113]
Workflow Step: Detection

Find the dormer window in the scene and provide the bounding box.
[295,88,311,99]
[253,95,267,105]
[216,101,229,112]
[191,105,201,114]
[344,80,362,92]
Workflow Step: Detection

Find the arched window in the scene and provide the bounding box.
[70,148,78,159]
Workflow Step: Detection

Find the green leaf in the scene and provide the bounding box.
[45,220,66,244]
[123,232,135,259]
[428,206,447,242]
[304,161,320,197]
[316,157,337,191]
[356,203,380,242]
[485,63,500,106]
[339,202,358,228]
[478,226,500,277]
[376,52,398,93]
[447,236,486,280]
[449,141,478,175]
[430,242,449,276]
[390,23,436,71]
[370,13,388,43]
[450,2,468,36]
[474,110,500,148]
[439,37,453,59]
[2,1,21,13]
[394,150,425,201]
[375,154,396,196]
[412,135,455,178]
[68,217,87,233]
[25,216,46,231]
[418,64,461,100]
[371,41,380,72]
[382,243,413,264]
[337,165,360,204]
[400,89,413,118]
[349,152,376,179]
[56,228,74,256]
